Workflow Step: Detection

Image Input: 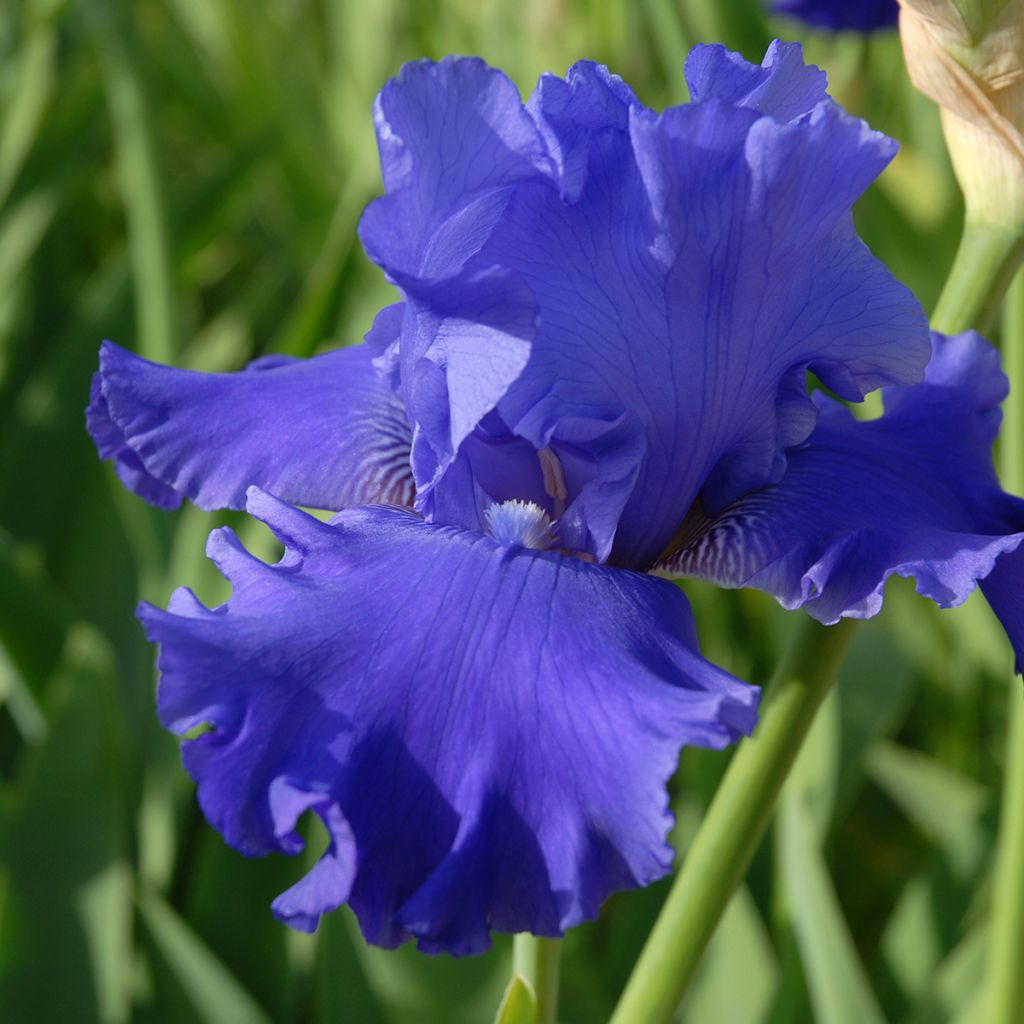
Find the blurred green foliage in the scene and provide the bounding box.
[0,0,1012,1021]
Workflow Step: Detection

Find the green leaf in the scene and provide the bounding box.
[493,974,539,1024]
[347,910,509,1024]
[904,924,986,1024]
[880,872,944,1003]
[835,615,918,813]
[639,0,692,103]
[0,4,55,212]
[137,886,273,1024]
[779,794,886,1024]
[789,685,842,844]
[685,885,780,1024]
[0,529,70,693]
[0,624,133,1024]
[0,642,45,745]
[307,908,388,1024]
[83,0,179,364]
[0,192,56,300]
[865,741,987,879]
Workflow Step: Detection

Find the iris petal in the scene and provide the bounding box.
[140,490,758,953]
[359,56,553,282]
[661,332,1024,668]
[86,341,413,512]
[527,60,640,201]
[684,40,829,119]
[772,0,899,33]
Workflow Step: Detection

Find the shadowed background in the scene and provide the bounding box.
[0,0,1007,1021]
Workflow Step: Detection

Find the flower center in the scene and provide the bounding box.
[485,500,554,550]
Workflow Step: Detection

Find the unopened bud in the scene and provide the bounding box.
[898,0,1024,230]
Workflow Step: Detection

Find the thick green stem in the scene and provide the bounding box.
[609,616,857,1024]
[512,934,561,1024]
[85,0,178,364]
[986,268,1024,1024]
[931,221,1024,336]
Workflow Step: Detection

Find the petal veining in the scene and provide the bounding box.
[86,342,414,512]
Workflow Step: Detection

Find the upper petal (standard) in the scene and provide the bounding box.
[360,45,931,568]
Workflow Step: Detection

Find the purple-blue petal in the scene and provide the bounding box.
[86,341,414,512]
[140,491,758,953]
[684,40,829,120]
[662,332,1024,669]
[772,0,899,33]
[88,368,183,510]
[526,60,640,202]
[359,56,553,282]
[980,549,1024,674]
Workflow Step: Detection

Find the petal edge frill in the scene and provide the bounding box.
[140,491,758,954]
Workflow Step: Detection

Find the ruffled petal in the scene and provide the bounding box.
[684,40,829,120]
[661,332,1024,668]
[359,56,553,282]
[87,368,183,510]
[398,267,537,487]
[86,341,414,512]
[140,491,758,954]
[526,60,640,201]
[361,44,930,569]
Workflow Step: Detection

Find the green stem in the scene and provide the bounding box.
[931,221,1024,336]
[512,934,561,1024]
[85,0,178,364]
[609,616,857,1024]
[985,268,1024,1024]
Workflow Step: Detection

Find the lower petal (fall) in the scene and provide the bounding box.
[140,490,758,955]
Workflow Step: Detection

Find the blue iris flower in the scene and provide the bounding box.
[87,41,1024,955]
[772,0,899,32]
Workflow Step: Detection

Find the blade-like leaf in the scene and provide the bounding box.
[866,741,987,879]
[685,885,780,1024]
[0,4,55,211]
[779,794,887,1024]
[0,624,133,1024]
[137,886,273,1024]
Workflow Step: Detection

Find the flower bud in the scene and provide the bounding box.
[898,0,1024,231]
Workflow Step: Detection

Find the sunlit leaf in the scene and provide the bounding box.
[0,624,133,1024]
[137,886,273,1024]
[685,885,779,1024]
[866,741,987,879]
[779,795,886,1024]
